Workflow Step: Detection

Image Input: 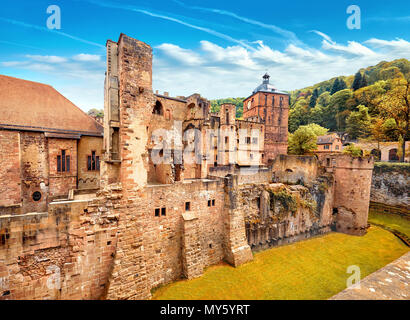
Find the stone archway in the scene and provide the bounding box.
[388,148,399,162]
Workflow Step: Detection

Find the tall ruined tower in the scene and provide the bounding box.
[102,34,155,193]
[103,34,155,299]
[243,73,289,163]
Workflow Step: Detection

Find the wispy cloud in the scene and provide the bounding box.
[172,0,303,46]
[152,37,410,99]
[25,55,68,63]
[0,17,104,48]
[0,53,105,109]
[73,53,102,62]
[311,30,376,56]
[367,16,410,22]
[0,40,44,51]
[84,0,255,50]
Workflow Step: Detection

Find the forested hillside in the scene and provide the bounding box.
[288,58,410,145]
[210,97,245,119]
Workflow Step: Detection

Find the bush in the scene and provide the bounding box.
[343,143,363,157]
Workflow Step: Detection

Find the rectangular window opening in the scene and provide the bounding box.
[161,207,166,216]
[155,208,160,217]
[185,202,191,211]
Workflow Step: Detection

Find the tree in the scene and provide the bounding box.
[368,117,387,152]
[339,78,347,91]
[309,88,319,108]
[360,74,368,88]
[288,123,328,155]
[328,89,354,131]
[288,98,309,132]
[378,76,410,161]
[353,81,386,114]
[88,108,104,118]
[346,105,371,139]
[343,143,363,157]
[352,71,363,91]
[331,78,340,95]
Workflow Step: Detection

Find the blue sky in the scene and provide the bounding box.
[1,0,409,111]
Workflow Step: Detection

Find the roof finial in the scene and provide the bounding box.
[263,72,270,83]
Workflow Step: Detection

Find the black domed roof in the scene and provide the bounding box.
[253,73,277,94]
[251,73,289,95]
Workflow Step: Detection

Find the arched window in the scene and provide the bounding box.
[165,109,171,120]
[153,100,163,115]
[389,148,399,161]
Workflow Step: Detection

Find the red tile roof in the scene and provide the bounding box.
[0,75,103,136]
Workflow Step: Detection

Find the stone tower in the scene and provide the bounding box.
[243,73,289,164]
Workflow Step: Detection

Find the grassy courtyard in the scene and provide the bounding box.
[152,225,409,300]
[368,210,410,237]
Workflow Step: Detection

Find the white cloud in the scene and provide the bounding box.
[73,54,101,62]
[152,37,410,99]
[25,55,68,63]
[156,44,202,66]
[2,35,410,111]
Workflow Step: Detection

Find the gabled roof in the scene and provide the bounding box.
[0,75,103,136]
[317,134,340,145]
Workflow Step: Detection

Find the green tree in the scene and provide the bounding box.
[346,105,371,139]
[309,88,319,108]
[328,89,354,131]
[378,76,410,161]
[330,78,340,94]
[88,108,104,118]
[288,123,328,155]
[339,78,347,91]
[343,143,363,157]
[352,71,363,91]
[288,98,309,132]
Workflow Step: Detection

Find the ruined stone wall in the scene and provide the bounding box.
[0,189,120,300]
[370,163,409,209]
[241,178,334,251]
[272,155,319,186]
[48,138,77,199]
[78,136,103,190]
[20,132,49,213]
[0,130,21,213]
[321,154,374,236]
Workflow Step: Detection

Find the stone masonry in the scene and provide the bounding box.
[0,34,375,300]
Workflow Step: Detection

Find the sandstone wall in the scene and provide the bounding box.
[328,155,374,236]
[0,191,119,300]
[242,176,334,251]
[48,138,77,199]
[78,136,103,190]
[20,132,49,213]
[0,130,21,212]
[370,163,409,209]
[272,155,319,186]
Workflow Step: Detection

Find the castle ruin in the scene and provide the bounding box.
[0,34,374,300]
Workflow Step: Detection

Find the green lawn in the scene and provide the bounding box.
[152,226,409,300]
[368,211,410,237]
